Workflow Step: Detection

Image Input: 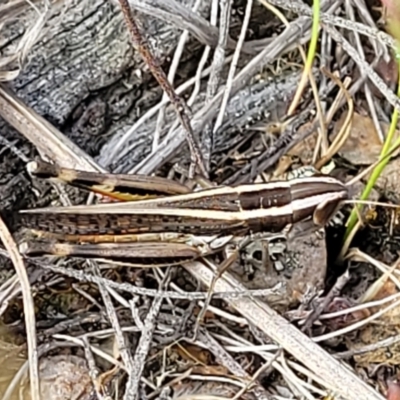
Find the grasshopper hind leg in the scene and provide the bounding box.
[19,241,202,267]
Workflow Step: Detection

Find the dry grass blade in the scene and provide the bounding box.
[85,260,135,400]
[153,0,204,151]
[201,0,233,170]
[132,5,333,177]
[117,0,206,178]
[0,84,102,172]
[0,0,50,82]
[314,68,354,169]
[324,24,400,111]
[185,260,385,400]
[213,0,253,139]
[126,293,163,398]
[0,216,40,400]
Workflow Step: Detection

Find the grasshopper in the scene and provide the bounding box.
[17,160,349,266]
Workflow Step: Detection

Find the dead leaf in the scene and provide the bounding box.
[175,343,212,365]
[287,122,317,165]
[192,364,230,376]
[331,112,400,165]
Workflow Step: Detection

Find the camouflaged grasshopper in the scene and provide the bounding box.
[18,160,349,266]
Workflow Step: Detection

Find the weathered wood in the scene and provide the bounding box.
[0,0,208,212]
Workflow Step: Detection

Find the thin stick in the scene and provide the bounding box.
[153,0,203,151]
[202,0,234,171]
[126,287,163,399]
[314,67,354,169]
[0,84,101,172]
[34,260,277,300]
[187,259,385,400]
[117,0,206,178]
[0,216,40,400]
[213,0,253,133]
[258,0,327,167]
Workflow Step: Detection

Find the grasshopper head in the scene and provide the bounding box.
[290,176,349,226]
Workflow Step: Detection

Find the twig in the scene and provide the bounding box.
[266,0,396,51]
[185,260,385,400]
[34,260,282,300]
[352,0,388,57]
[212,327,331,397]
[202,0,233,171]
[239,359,279,397]
[0,84,102,172]
[301,270,351,333]
[323,26,400,111]
[213,0,253,133]
[193,251,240,337]
[197,328,271,400]
[81,336,105,399]
[87,260,135,397]
[312,295,400,344]
[0,134,30,163]
[0,216,40,400]
[278,352,317,398]
[126,284,164,399]
[153,0,203,151]
[335,333,400,359]
[314,68,354,169]
[52,334,127,370]
[116,0,206,178]
[345,0,385,142]
[131,3,339,176]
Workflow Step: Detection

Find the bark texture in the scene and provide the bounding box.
[0,0,207,212]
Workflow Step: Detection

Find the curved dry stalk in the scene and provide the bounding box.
[186,259,385,400]
[117,0,206,178]
[0,217,40,400]
[314,68,354,169]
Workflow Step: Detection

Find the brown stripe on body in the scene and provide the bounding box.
[247,213,293,233]
[159,192,242,211]
[239,186,291,210]
[160,184,291,211]
[19,212,248,236]
[240,178,349,230]
[28,231,188,244]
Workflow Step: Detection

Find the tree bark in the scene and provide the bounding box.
[0,0,208,213]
